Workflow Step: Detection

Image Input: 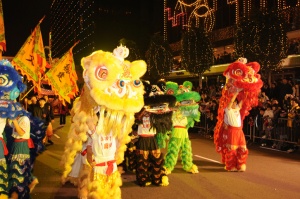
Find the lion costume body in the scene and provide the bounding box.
[214,58,263,171]
[61,46,146,199]
[163,81,200,174]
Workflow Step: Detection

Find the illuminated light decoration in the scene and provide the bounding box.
[188,3,215,32]
[164,8,187,28]
[227,0,236,5]
[174,0,216,33]
[50,0,95,61]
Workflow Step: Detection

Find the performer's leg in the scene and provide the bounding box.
[224,148,238,171]
[236,131,248,171]
[136,152,151,186]
[164,137,181,174]
[88,171,122,199]
[181,138,198,173]
[78,164,92,199]
[149,150,168,186]
[126,143,136,172]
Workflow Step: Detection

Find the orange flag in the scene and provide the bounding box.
[44,42,79,104]
[0,0,6,52]
[12,17,49,92]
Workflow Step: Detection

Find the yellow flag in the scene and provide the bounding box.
[45,43,79,104]
[0,0,6,52]
[12,18,49,92]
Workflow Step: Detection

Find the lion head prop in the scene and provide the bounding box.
[0,59,27,119]
[61,46,147,182]
[214,58,263,151]
[166,81,201,128]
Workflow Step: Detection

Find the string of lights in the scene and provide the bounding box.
[50,0,95,62]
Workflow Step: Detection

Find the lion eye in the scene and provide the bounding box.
[133,80,141,87]
[233,69,243,76]
[95,66,108,80]
[117,80,125,88]
[166,89,174,95]
[0,75,9,86]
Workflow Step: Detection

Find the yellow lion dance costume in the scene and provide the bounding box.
[61,46,146,199]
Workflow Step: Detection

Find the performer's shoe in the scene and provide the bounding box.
[163,166,171,175]
[145,182,152,186]
[29,178,39,192]
[160,176,169,186]
[224,166,238,172]
[238,164,246,172]
[187,164,199,174]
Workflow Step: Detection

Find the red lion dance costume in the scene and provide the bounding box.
[214,58,263,171]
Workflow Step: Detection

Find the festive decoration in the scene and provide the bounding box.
[181,27,214,79]
[61,46,146,198]
[145,34,174,81]
[164,0,215,41]
[214,58,263,168]
[0,0,6,52]
[50,0,95,63]
[235,8,288,77]
[44,42,79,105]
[163,81,200,174]
[0,59,27,119]
[12,17,49,93]
[118,38,142,62]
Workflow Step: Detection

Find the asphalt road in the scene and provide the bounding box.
[30,116,300,199]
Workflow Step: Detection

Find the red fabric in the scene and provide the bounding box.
[0,137,8,155]
[95,160,116,175]
[223,126,248,170]
[81,149,87,156]
[173,126,185,128]
[14,138,35,148]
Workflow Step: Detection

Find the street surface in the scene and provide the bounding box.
[31,116,300,199]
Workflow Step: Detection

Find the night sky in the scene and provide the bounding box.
[2,0,51,57]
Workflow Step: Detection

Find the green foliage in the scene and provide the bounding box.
[181,27,214,75]
[145,34,174,82]
[235,8,288,76]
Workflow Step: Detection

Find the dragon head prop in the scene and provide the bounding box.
[0,59,27,119]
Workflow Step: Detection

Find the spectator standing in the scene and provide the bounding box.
[278,78,293,107]
[43,96,55,143]
[33,98,54,145]
[287,98,300,152]
[268,82,278,100]
[59,103,69,126]
[27,95,38,114]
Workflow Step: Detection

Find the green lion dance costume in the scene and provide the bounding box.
[163,81,200,174]
[60,45,146,199]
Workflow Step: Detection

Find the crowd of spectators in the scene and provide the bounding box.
[194,78,300,153]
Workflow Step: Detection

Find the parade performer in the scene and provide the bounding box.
[163,81,200,174]
[134,80,175,186]
[0,59,27,199]
[61,45,146,199]
[0,59,39,199]
[214,58,263,172]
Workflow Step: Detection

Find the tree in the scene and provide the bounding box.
[235,8,288,82]
[181,27,214,88]
[145,33,174,82]
[118,38,142,61]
